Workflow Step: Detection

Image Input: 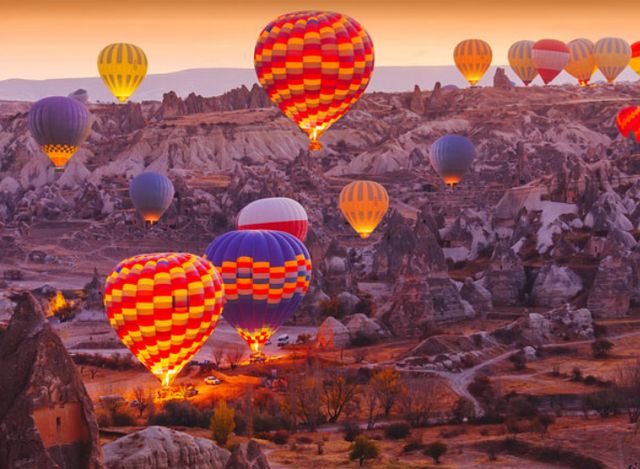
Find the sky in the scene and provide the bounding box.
[2,0,640,80]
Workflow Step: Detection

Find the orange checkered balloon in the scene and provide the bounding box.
[254,11,374,151]
[104,253,224,386]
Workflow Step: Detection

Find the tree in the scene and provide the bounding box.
[615,359,640,423]
[371,368,404,417]
[349,435,379,467]
[591,338,614,359]
[322,374,358,423]
[175,383,195,400]
[212,348,225,370]
[451,397,475,424]
[508,350,527,371]
[532,414,555,439]
[210,400,236,445]
[424,441,447,464]
[363,387,379,430]
[132,386,149,418]
[398,379,439,427]
[225,346,245,370]
[296,375,323,429]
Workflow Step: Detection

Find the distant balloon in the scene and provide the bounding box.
[594,37,631,84]
[532,39,570,85]
[98,43,148,103]
[237,197,308,241]
[441,84,459,93]
[129,172,175,224]
[430,135,476,188]
[631,42,640,77]
[204,230,312,355]
[28,96,91,170]
[339,180,389,239]
[508,40,538,86]
[454,39,492,86]
[616,106,640,143]
[104,252,225,386]
[254,11,374,151]
[565,39,596,86]
[68,88,89,104]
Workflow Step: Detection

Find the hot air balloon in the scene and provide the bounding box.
[339,180,389,239]
[631,42,640,77]
[616,106,640,143]
[104,252,225,386]
[254,11,374,151]
[565,39,596,86]
[28,96,91,171]
[129,172,175,224]
[98,43,148,103]
[237,197,308,241]
[532,39,570,85]
[430,135,476,188]
[508,40,538,86]
[454,39,492,86]
[204,230,312,355]
[594,37,631,84]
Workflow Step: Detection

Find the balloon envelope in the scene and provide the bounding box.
[104,252,225,386]
[237,197,308,241]
[254,11,374,151]
[98,43,148,103]
[430,135,476,188]
[204,230,312,354]
[594,37,631,84]
[565,39,596,86]
[631,42,640,76]
[129,172,175,223]
[616,106,640,143]
[532,39,570,85]
[339,180,389,239]
[454,39,492,86]
[508,40,538,86]
[28,96,91,169]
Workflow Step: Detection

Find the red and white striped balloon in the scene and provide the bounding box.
[237,197,308,241]
[532,39,570,85]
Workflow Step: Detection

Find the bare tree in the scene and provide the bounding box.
[212,348,225,370]
[321,372,359,423]
[371,368,404,417]
[616,359,640,423]
[362,387,379,430]
[175,383,195,400]
[225,346,245,370]
[132,386,150,418]
[398,378,440,427]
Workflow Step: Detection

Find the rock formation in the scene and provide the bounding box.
[531,264,582,307]
[408,85,425,115]
[103,426,230,469]
[493,67,513,89]
[225,440,270,469]
[485,241,526,306]
[0,291,103,469]
[587,253,633,318]
[460,278,493,314]
[316,316,350,349]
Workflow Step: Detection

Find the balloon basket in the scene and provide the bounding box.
[308,140,322,151]
[250,351,266,364]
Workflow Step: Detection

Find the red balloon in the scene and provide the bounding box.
[532,39,570,85]
[617,106,640,142]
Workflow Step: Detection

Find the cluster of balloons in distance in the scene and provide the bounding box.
[454,37,640,87]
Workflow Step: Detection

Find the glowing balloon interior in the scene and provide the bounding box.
[339,180,389,239]
[98,43,148,103]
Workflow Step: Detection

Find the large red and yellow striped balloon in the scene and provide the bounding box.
[454,39,492,86]
[104,253,225,386]
[254,11,374,151]
[616,107,640,142]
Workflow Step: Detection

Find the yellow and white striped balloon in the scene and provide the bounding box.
[508,40,537,86]
[454,39,492,86]
[339,180,389,239]
[565,39,596,86]
[98,43,148,103]
[594,37,631,84]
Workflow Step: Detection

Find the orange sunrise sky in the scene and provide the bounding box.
[2,0,639,80]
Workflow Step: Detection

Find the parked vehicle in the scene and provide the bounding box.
[277,335,290,347]
[204,376,222,385]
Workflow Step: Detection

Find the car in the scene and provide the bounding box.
[204,376,222,385]
[277,334,290,347]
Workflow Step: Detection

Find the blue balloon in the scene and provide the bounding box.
[129,172,175,223]
[204,230,312,354]
[429,134,476,188]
